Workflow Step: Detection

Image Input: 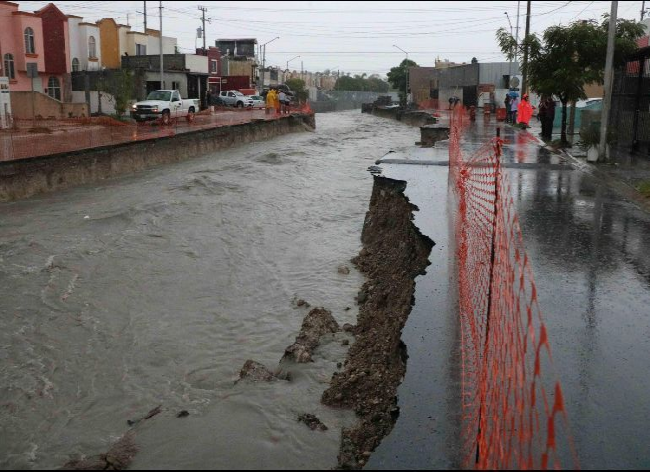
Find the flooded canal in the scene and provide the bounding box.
[0,111,419,469]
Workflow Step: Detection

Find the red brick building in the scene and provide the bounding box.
[197,46,222,94]
[35,3,71,101]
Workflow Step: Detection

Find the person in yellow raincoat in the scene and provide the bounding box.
[517,93,534,127]
[265,88,277,115]
[272,87,281,115]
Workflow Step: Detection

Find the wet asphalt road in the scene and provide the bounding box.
[369,116,650,470]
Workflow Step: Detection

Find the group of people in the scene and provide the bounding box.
[504,91,554,138]
[265,87,291,115]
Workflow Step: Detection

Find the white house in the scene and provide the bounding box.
[67,15,102,72]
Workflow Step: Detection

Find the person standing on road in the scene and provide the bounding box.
[517,93,533,128]
[272,87,281,115]
[510,94,520,125]
[504,94,511,123]
[540,95,556,140]
[265,88,277,115]
[278,90,287,114]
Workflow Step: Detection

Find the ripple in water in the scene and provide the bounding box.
[0,110,421,469]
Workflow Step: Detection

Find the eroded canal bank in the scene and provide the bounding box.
[0,110,431,469]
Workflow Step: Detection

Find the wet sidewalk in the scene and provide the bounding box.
[0,108,295,162]
[367,114,650,469]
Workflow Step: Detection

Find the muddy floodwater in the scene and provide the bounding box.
[0,111,419,469]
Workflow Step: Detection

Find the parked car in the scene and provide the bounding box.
[246,95,265,108]
[131,90,199,124]
[576,98,603,108]
[218,90,254,108]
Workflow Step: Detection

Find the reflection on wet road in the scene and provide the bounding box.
[371,116,650,469]
[489,121,650,469]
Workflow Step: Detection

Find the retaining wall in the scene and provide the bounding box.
[10,91,89,120]
[0,113,315,201]
[370,107,437,127]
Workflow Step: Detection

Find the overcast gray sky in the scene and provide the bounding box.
[19,1,647,76]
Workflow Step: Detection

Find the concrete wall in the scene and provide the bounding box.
[0,113,315,201]
[185,54,209,74]
[478,62,520,89]
[9,91,88,119]
[71,90,116,114]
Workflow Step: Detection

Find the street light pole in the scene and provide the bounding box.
[393,45,409,106]
[505,12,514,78]
[261,36,280,88]
[286,55,300,72]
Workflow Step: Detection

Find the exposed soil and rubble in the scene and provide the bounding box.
[321,176,434,469]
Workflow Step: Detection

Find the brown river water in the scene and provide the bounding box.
[0,110,419,469]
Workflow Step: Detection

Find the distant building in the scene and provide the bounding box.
[216,38,258,87]
[96,18,131,69]
[435,58,466,69]
[409,62,521,107]
[121,54,208,102]
[97,19,176,70]
[67,15,102,72]
[35,3,71,101]
[215,38,257,59]
[0,1,47,93]
[196,46,222,95]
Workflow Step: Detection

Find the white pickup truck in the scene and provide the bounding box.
[131,90,199,124]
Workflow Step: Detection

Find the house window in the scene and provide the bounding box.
[3,54,15,79]
[88,36,96,58]
[171,81,179,91]
[135,43,146,55]
[72,58,79,72]
[47,76,61,101]
[210,60,217,73]
[24,27,35,54]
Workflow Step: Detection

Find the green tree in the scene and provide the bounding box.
[387,58,418,106]
[285,78,309,102]
[334,74,390,92]
[97,69,136,118]
[496,16,643,144]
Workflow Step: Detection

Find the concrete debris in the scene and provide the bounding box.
[283,308,340,363]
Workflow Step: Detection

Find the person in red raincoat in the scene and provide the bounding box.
[517,93,534,127]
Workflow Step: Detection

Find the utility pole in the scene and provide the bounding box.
[260,37,280,88]
[642,0,646,20]
[521,0,531,95]
[198,6,209,52]
[599,1,618,161]
[136,2,147,33]
[159,1,163,89]
[515,0,521,60]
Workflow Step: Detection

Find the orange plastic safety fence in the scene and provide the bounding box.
[449,110,577,470]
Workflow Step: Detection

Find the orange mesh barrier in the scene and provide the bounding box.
[449,110,578,470]
[0,105,313,162]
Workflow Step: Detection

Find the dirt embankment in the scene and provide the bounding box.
[321,176,434,469]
